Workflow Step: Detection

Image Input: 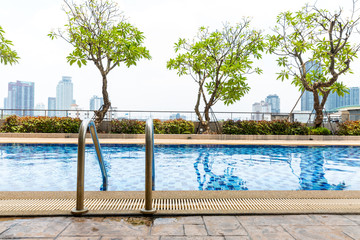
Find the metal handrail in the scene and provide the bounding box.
[140,118,156,214]
[71,119,108,215]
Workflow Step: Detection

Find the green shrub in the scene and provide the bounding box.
[222,120,309,135]
[111,118,194,134]
[309,127,331,135]
[111,119,145,134]
[1,115,81,133]
[337,121,360,135]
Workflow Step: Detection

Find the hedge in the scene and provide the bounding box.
[111,119,194,134]
[222,120,309,135]
[1,115,81,133]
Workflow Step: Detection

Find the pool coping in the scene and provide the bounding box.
[1,133,360,146]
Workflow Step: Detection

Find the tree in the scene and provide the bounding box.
[167,20,264,133]
[268,1,360,127]
[0,26,19,65]
[49,0,151,124]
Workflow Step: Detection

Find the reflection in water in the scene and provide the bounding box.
[298,152,346,190]
[194,151,248,190]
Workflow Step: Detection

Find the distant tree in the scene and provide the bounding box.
[167,20,264,133]
[0,26,19,65]
[268,1,360,127]
[49,0,151,124]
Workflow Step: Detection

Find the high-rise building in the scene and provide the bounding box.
[90,95,104,111]
[251,101,271,120]
[325,87,360,111]
[56,76,73,117]
[35,103,45,116]
[5,80,35,116]
[48,97,56,117]
[301,61,322,111]
[265,94,280,113]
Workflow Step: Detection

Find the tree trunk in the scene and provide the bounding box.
[203,105,211,133]
[94,74,111,125]
[194,88,208,133]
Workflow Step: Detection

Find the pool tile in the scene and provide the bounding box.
[203,216,247,236]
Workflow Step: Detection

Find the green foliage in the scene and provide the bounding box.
[268,4,360,127]
[167,20,264,106]
[49,0,151,69]
[1,116,81,133]
[309,127,331,135]
[111,119,145,134]
[0,26,19,65]
[111,119,194,134]
[337,121,360,135]
[222,120,309,135]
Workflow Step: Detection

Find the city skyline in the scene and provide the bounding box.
[1,0,360,113]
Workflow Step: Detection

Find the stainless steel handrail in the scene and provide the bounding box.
[140,118,156,214]
[71,119,108,215]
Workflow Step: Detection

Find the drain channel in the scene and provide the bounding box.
[1,198,360,215]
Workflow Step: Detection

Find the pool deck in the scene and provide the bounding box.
[1,135,360,239]
[1,214,360,239]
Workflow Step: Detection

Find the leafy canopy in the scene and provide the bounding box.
[167,20,264,106]
[49,0,151,71]
[0,26,19,65]
[267,4,359,96]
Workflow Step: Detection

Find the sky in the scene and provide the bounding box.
[0,0,359,113]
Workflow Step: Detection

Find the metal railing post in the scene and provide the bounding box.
[141,118,156,214]
[71,119,108,216]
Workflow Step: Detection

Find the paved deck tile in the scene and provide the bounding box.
[153,216,203,225]
[341,225,360,239]
[243,225,295,240]
[0,218,70,238]
[308,214,358,225]
[237,215,320,226]
[343,215,360,225]
[101,237,159,240]
[56,237,101,240]
[225,236,250,240]
[60,220,150,237]
[150,224,184,236]
[184,224,208,235]
[282,225,354,240]
[160,237,225,240]
[203,216,247,236]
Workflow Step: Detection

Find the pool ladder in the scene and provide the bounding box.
[71,119,108,215]
[71,118,156,215]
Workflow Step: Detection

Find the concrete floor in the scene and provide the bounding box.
[1,214,360,239]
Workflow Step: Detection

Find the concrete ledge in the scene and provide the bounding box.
[1,132,360,141]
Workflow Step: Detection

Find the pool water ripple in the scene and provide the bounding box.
[1,144,360,191]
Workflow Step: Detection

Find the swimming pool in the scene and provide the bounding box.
[0,144,359,191]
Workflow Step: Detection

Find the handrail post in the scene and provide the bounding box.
[141,118,156,214]
[71,119,108,215]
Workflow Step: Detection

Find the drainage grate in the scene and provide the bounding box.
[1,198,360,215]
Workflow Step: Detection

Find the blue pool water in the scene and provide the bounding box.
[0,144,359,191]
